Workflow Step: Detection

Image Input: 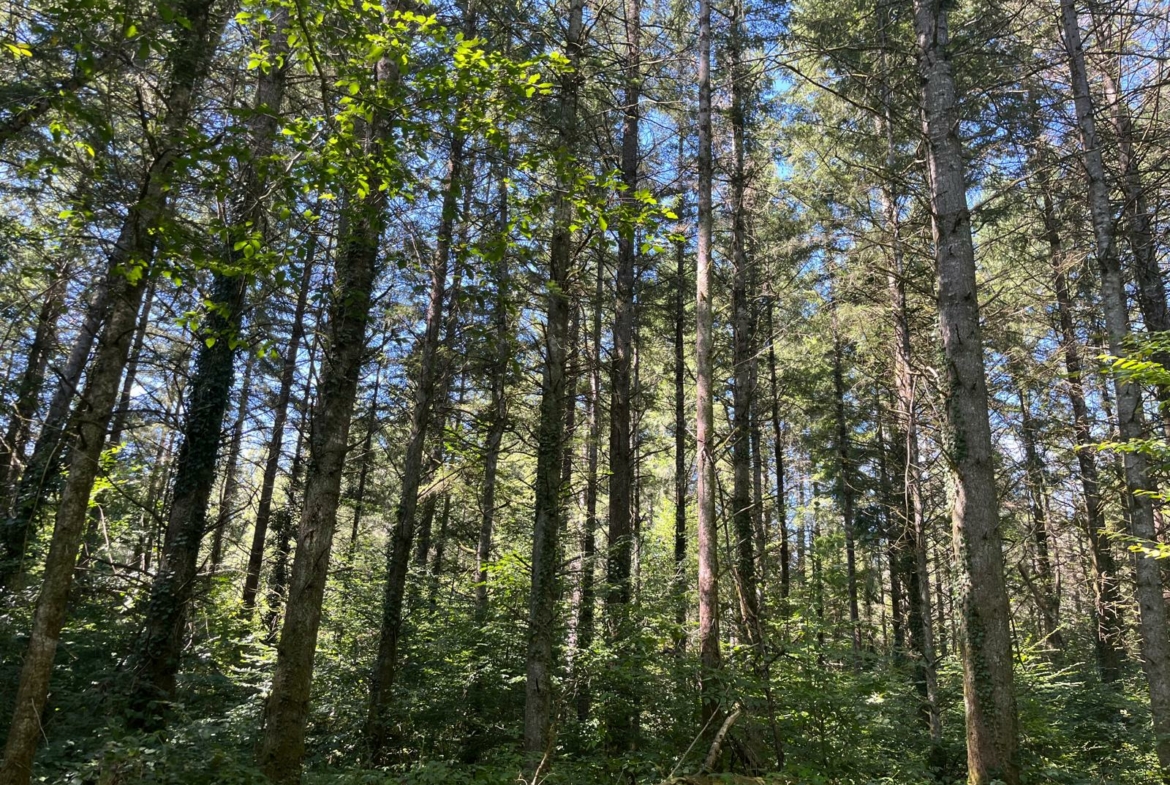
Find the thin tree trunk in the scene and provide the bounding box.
[366,72,471,758]
[209,350,255,575]
[242,228,318,613]
[0,275,111,589]
[1060,0,1170,774]
[522,0,583,771]
[0,2,225,777]
[728,5,759,648]
[602,0,640,748]
[347,363,381,555]
[696,0,721,730]
[0,263,68,516]
[575,250,602,722]
[767,299,789,601]
[914,0,1019,779]
[829,287,861,656]
[1040,178,1125,682]
[1015,380,1063,652]
[263,328,318,640]
[1099,59,1170,433]
[107,274,157,447]
[674,217,688,630]
[476,164,511,616]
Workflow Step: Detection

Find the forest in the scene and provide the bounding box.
[0,0,1169,782]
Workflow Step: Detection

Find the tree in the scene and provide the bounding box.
[913,0,1020,779]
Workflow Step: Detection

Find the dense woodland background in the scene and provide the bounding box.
[1,0,1169,782]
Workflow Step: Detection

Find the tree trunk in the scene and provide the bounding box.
[1040,179,1125,682]
[263,333,317,641]
[602,0,640,748]
[366,77,470,759]
[0,262,67,517]
[674,219,688,629]
[1015,380,1063,652]
[0,275,110,589]
[576,250,603,722]
[696,0,721,730]
[829,289,861,656]
[728,8,759,649]
[522,0,583,771]
[242,226,317,613]
[913,0,1019,780]
[766,299,789,601]
[255,46,395,780]
[0,1,225,778]
[209,350,255,575]
[107,274,157,447]
[476,163,511,617]
[1060,0,1170,774]
[1099,59,1170,433]
[347,362,381,555]
[128,8,289,723]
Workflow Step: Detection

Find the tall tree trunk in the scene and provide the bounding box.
[1099,57,1170,433]
[263,330,318,641]
[128,8,289,722]
[696,0,721,730]
[674,217,688,630]
[255,43,397,781]
[603,0,640,747]
[366,79,470,759]
[476,163,511,617]
[727,5,759,648]
[242,229,317,613]
[1040,179,1125,682]
[576,250,603,722]
[522,0,583,771]
[1060,0,1170,774]
[913,0,1019,780]
[0,1,225,778]
[1015,380,1063,652]
[0,262,67,516]
[767,299,789,601]
[0,276,111,589]
[209,350,255,575]
[829,288,861,656]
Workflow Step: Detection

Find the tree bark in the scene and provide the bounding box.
[913,0,1019,780]
[696,0,721,731]
[522,0,583,771]
[1060,0,1170,774]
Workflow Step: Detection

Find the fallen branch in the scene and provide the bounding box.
[702,708,743,773]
